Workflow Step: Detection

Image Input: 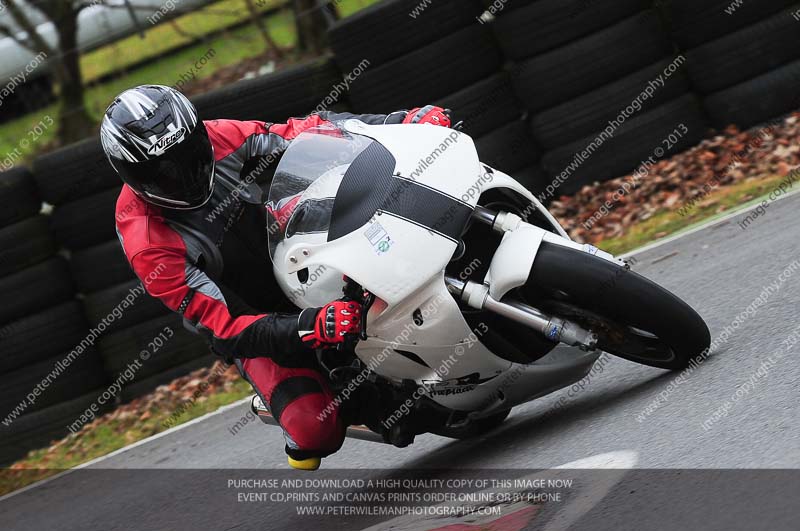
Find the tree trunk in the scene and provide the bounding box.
[244,0,285,59]
[53,6,94,144]
[5,0,94,145]
[293,0,338,55]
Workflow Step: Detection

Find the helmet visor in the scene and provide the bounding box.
[111,123,215,209]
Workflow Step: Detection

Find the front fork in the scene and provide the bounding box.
[445,276,598,351]
[446,205,619,352]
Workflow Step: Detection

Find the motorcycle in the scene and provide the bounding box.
[255,119,711,447]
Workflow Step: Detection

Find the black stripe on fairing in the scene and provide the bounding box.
[328,141,473,242]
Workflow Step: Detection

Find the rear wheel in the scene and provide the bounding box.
[522,242,710,370]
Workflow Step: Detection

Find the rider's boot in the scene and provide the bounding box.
[251,396,324,471]
[286,447,323,471]
[287,455,321,471]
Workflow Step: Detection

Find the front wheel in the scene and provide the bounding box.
[520,242,711,371]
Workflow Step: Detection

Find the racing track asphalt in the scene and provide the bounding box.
[2,192,799,530]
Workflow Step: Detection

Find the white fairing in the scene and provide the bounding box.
[270,123,602,414]
[272,167,348,308]
[274,122,481,307]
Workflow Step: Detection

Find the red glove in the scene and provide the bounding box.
[402,105,452,128]
[299,300,362,349]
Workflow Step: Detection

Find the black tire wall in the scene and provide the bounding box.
[531,57,691,150]
[0,168,40,227]
[192,59,343,122]
[705,60,800,129]
[0,389,113,465]
[0,348,107,416]
[512,11,674,113]
[0,216,55,277]
[435,73,523,138]
[685,7,800,94]
[492,0,650,60]
[328,0,484,71]
[32,138,118,206]
[0,301,90,374]
[347,25,504,112]
[51,187,121,251]
[541,95,708,195]
[70,239,136,293]
[664,0,797,49]
[0,257,73,324]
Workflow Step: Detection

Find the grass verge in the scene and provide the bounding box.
[1,368,252,496]
[0,14,295,162]
[81,0,285,83]
[595,173,792,255]
[0,0,376,164]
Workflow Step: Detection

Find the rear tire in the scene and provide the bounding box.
[525,242,710,370]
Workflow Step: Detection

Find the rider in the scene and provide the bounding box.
[100,85,451,470]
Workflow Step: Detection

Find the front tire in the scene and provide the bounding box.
[522,242,711,371]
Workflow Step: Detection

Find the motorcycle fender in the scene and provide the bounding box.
[485,223,544,300]
[479,166,569,238]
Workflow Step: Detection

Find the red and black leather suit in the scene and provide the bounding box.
[115,111,407,459]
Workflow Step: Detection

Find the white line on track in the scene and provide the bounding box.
[620,186,800,259]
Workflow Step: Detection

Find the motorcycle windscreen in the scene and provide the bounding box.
[267,126,374,258]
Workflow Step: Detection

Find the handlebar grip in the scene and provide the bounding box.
[342,333,360,351]
[342,277,363,301]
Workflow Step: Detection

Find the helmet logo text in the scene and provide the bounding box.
[147,127,186,156]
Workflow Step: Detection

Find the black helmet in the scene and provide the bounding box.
[100,85,215,209]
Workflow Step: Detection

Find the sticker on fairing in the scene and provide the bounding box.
[582,244,600,256]
[364,222,393,255]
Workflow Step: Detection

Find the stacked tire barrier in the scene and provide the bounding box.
[328,0,546,189]
[491,1,705,196]
[192,58,346,122]
[195,58,352,188]
[667,0,800,129]
[330,0,494,109]
[2,0,800,463]
[0,167,108,464]
[33,140,214,406]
